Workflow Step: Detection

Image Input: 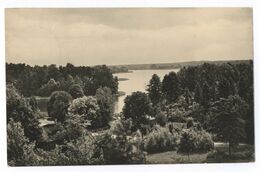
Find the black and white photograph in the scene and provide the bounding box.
[4,7,255,166]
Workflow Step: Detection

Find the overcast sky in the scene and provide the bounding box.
[5,8,253,66]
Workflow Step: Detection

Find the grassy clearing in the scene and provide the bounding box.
[146,151,208,164]
[146,143,254,164]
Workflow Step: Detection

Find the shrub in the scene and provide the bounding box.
[144,125,179,153]
[155,111,167,127]
[206,146,254,163]
[178,128,214,155]
[98,118,146,164]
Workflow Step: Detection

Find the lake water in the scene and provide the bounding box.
[113,69,180,113]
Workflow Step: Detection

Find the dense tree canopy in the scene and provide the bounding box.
[210,95,248,155]
[47,91,73,122]
[123,91,153,133]
[147,74,162,106]
[95,87,115,128]
[162,71,180,103]
[6,60,254,165]
[69,84,84,99]
[6,63,118,97]
[68,96,100,128]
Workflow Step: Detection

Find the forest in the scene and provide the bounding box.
[6,61,254,166]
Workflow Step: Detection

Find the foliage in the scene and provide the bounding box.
[155,110,168,127]
[6,63,118,97]
[6,83,23,116]
[36,146,70,166]
[144,125,179,153]
[98,118,146,164]
[69,84,84,99]
[210,95,248,156]
[186,118,194,128]
[7,119,39,166]
[95,87,115,128]
[47,91,73,122]
[38,78,60,96]
[62,134,104,165]
[178,128,214,156]
[6,84,42,142]
[147,74,162,106]
[123,91,153,134]
[206,145,254,163]
[68,96,100,128]
[201,81,211,108]
[164,95,194,123]
[162,71,180,103]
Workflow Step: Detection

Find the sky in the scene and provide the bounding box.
[5,8,253,66]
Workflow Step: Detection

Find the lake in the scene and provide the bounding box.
[113,69,180,113]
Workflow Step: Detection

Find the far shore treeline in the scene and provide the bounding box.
[6,60,254,166]
[6,63,119,97]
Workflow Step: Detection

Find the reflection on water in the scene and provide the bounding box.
[113,69,180,113]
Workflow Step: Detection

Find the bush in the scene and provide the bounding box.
[165,105,187,123]
[206,146,254,163]
[99,119,146,164]
[144,125,179,153]
[155,112,167,127]
[178,128,214,155]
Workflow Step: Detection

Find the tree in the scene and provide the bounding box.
[153,106,167,127]
[69,84,84,99]
[218,78,236,98]
[147,74,162,106]
[38,78,60,96]
[178,131,194,160]
[99,118,146,164]
[210,95,248,156]
[6,83,23,117]
[6,84,42,142]
[122,91,153,133]
[178,129,213,159]
[95,87,115,128]
[68,96,100,128]
[184,87,191,105]
[7,119,39,166]
[201,81,210,108]
[74,75,84,87]
[162,71,180,103]
[82,77,96,96]
[47,91,73,122]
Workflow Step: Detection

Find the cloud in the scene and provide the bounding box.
[5,8,253,66]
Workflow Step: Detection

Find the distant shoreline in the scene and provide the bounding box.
[109,59,251,71]
[116,91,126,97]
[117,78,129,81]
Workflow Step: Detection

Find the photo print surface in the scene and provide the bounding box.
[5,8,254,166]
